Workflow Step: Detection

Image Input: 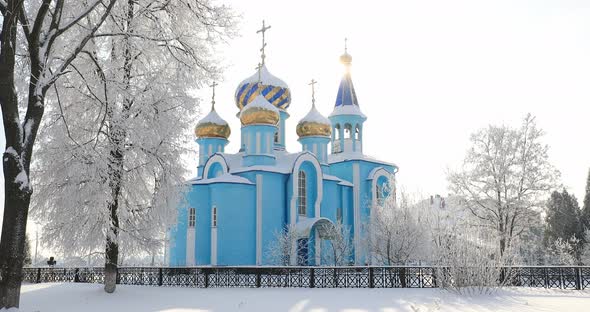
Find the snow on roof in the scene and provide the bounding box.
[329,152,398,168]
[329,104,366,118]
[191,173,254,185]
[240,94,279,115]
[299,105,330,125]
[231,151,302,174]
[237,64,289,89]
[197,109,228,126]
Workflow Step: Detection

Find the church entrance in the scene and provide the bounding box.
[296,238,309,266]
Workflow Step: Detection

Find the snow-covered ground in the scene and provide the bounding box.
[10,283,590,312]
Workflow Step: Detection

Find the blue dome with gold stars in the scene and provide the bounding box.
[234,64,291,111]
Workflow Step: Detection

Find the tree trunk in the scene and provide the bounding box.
[0,166,31,308]
[0,1,28,308]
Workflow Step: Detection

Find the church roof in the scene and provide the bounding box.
[191,151,354,186]
[335,72,359,108]
[328,152,398,169]
[189,173,254,185]
[330,50,366,119]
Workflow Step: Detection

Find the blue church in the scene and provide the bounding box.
[169,37,398,266]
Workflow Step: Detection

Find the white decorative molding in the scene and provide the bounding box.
[203,154,229,179]
[290,153,323,226]
[370,167,390,208]
[352,162,360,265]
[211,226,217,265]
[256,132,261,154]
[186,224,195,266]
[208,144,213,158]
[256,174,263,265]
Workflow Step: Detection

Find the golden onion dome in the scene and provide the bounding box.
[195,108,231,139]
[239,94,280,126]
[296,105,332,137]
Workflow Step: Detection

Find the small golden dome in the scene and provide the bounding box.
[296,106,332,137]
[195,109,231,139]
[240,94,280,126]
[296,122,332,137]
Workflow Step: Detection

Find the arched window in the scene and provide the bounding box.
[355,125,360,140]
[344,123,352,139]
[274,131,279,143]
[188,208,196,228]
[334,124,341,140]
[376,185,383,204]
[298,171,307,216]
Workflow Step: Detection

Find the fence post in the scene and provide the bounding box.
[544,267,549,289]
[369,267,374,288]
[36,268,41,283]
[256,269,261,288]
[575,267,581,290]
[74,268,80,283]
[309,268,315,288]
[204,269,209,288]
[158,268,163,286]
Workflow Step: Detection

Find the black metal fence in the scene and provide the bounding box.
[21,266,590,289]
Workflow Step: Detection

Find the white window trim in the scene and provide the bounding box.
[298,170,307,216]
[212,206,217,228]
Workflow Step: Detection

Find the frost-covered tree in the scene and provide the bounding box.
[433,226,507,295]
[546,237,578,265]
[368,186,427,265]
[448,114,559,258]
[321,220,353,266]
[266,224,306,266]
[1,1,117,307]
[29,0,235,293]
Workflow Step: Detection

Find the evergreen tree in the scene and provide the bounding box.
[581,169,590,231]
[544,190,584,259]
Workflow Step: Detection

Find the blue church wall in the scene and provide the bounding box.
[320,179,340,221]
[210,182,256,265]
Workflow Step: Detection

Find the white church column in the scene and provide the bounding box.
[353,162,361,265]
[211,205,217,265]
[186,207,196,266]
[186,229,195,266]
[256,174,263,265]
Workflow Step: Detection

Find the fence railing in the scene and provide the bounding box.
[21,266,590,289]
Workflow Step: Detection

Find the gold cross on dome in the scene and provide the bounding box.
[256,20,272,65]
[210,82,218,110]
[255,63,263,84]
[308,79,317,107]
[344,37,348,53]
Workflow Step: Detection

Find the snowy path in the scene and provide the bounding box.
[15,283,590,312]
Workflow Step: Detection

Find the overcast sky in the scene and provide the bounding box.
[1,0,590,234]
